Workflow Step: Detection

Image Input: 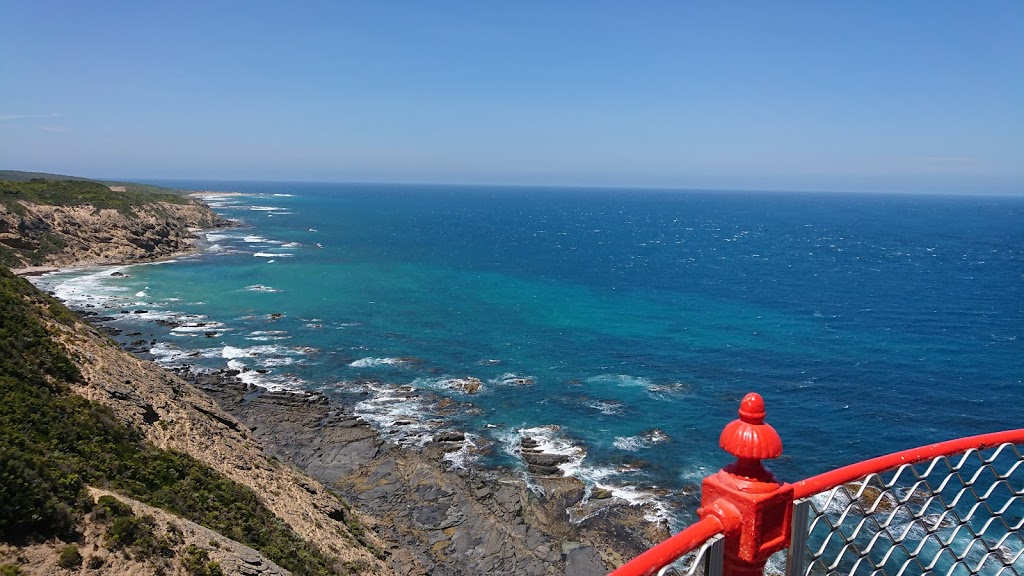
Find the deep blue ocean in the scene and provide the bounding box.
[34,182,1024,524]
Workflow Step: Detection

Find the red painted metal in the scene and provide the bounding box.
[719,393,783,460]
[792,427,1024,499]
[609,516,725,576]
[699,393,793,575]
[609,390,1024,576]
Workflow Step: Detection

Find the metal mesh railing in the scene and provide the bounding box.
[787,442,1024,576]
[611,516,725,576]
[655,533,725,576]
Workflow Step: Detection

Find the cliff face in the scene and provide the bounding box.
[0,199,227,268]
[0,268,392,575]
[48,312,392,573]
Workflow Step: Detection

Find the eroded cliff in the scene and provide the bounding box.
[0,179,228,268]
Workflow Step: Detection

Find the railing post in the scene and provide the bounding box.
[698,393,795,576]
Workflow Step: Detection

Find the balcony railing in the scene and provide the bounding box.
[611,393,1024,576]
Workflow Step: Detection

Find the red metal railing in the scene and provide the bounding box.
[611,393,1024,576]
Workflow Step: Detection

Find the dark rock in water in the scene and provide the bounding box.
[205,331,218,337]
[522,452,570,467]
[175,359,664,576]
[255,369,269,374]
[127,332,142,336]
[131,339,148,346]
[110,271,125,277]
[269,313,284,319]
[527,464,562,476]
[520,437,539,448]
[592,488,613,500]
[433,432,466,443]
[133,310,148,314]
[94,316,116,322]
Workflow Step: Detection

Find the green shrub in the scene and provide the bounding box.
[106,515,153,549]
[86,555,104,569]
[0,179,188,215]
[181,545,223,576]
[0,267,340,575]
[0,565,23,576]
[57,544,82,569]
[92,495,134,521]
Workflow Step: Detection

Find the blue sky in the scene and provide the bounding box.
[2,2,1022,194]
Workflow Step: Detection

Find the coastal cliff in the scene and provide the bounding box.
[0,266,393,575]
[0,177,669,575]
[0,178,228,269]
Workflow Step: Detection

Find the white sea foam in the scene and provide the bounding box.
[261,357,297,367]
[171,326,222,334]
[588,400,624,415]
[281,241,301,248]
[613,436,648,451]
[502,425,586,478]
[221,344,307,360]
[497,424,673,524]
[349,357,407,368]
[244,284,282,293]
[222,345,252,359]
[253,252,294,258]
[353,382,437,446]
[441,432,480,470]
[414,376,485,394]
[149,342,187,363]
[30,266,134,309]
[586,374,654,388]
[243,235,269,243]
[271,193,295,197]
[250,206,285,211]
[225,358,308,392]
[490,373,536,386]
[148,343,222,365]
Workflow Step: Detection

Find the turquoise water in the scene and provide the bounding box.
[35,182,1024,522]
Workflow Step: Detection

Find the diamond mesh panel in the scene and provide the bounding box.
[655,533,724,576]
[795,443,1024,576]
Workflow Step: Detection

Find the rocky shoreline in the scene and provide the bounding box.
[6,184,673,574]
[1,195,231,270]
[170,365,670,575]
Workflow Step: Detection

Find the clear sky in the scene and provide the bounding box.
[2,1,1022,194]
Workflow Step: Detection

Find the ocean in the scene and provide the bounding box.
[33,182,1024,526]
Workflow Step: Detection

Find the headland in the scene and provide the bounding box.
[0,173,667,575]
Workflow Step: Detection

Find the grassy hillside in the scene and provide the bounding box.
[0,178,189,214]
[0,170,186,196]
[0,267,342,575]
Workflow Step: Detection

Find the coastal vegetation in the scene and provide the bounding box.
[0,175,225,268]
[0,267,341,575]
[0,178,188,215]
[0,170,186,197]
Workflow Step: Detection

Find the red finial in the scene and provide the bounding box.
[719,392,783,460]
